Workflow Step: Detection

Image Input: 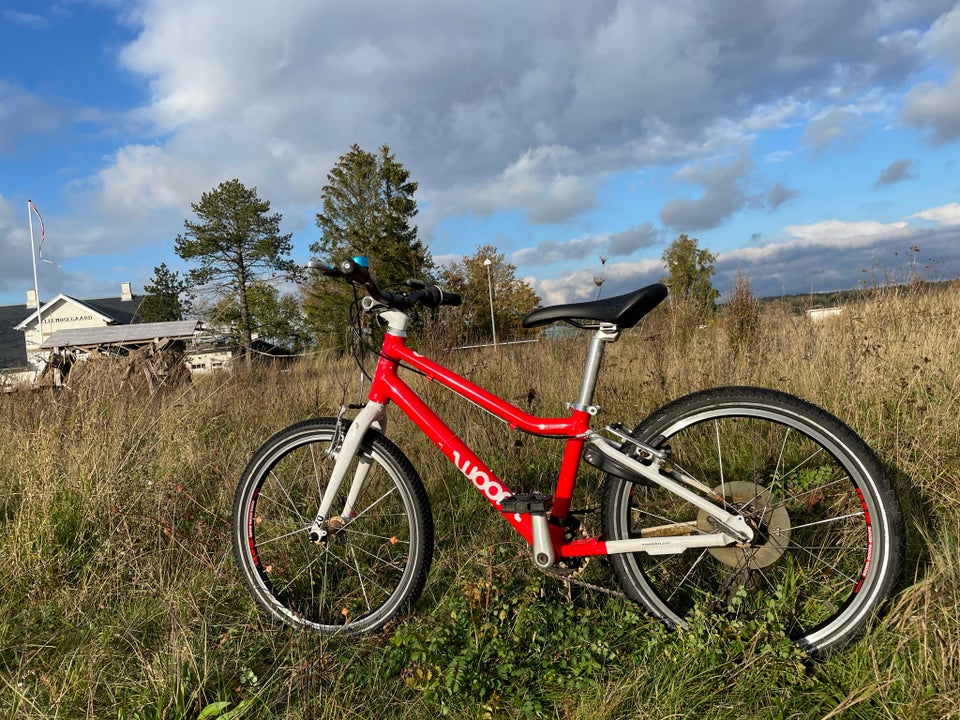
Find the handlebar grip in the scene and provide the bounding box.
[439,290,462,307]
[306,259,342,277]
[413,284,462,309]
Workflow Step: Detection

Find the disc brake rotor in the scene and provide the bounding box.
[697,481,791,569]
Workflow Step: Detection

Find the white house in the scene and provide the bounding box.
[0,284,224,388]
[1,285,142,386]
[806,306,843,322]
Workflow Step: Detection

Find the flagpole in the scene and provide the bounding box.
[27,200,44,345]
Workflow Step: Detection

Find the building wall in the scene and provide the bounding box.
[21,298,114,374]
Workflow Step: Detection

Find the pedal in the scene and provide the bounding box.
[501,493,553,515]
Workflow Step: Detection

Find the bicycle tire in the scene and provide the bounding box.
[602,386,903,654]
[232,418,433,634]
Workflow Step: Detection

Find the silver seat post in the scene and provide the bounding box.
[571,324,620,414]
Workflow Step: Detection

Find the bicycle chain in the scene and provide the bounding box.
[537,563,627,599]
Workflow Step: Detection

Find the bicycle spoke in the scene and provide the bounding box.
[233,421,432,633]
[664,549,711,605]
[604,387,901,653]
[261,470,313,524]
[255,522,311,547]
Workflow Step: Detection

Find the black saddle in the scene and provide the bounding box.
[522,283,668,330]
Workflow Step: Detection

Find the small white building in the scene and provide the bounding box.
[1,285,142,387]
[0,284,226,388]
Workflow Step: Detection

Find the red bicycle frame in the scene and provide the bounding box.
[307,302,754,564]
[368,331,598,557]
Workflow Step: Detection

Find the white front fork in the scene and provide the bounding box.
[307,402,386,543]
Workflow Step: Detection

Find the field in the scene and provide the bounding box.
[1,279,959,719]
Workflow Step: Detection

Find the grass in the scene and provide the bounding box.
[1,278,959,719]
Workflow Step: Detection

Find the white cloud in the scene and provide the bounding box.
[513,235,603,266]
[784,218,910,243]
[512,223,660,268]
[919,2,960,62]
[803,107,871,155]
[714,203,960,298]
[4,10,49,30]
[454,146,598,225]
[874,158,918,187]
[89,0,948,236]
[0,81,64,151]
[902,4,960,143]
[903,74,960,143]
[96,144,192,216]
[909,202,960,225]
[660,150,754,231]
[739,100,801,132]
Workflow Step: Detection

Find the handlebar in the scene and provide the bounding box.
[308,256,462,311]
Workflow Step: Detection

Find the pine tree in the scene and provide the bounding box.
[304,145,432,349]
[175,179,296,361]
[138,263,191,322]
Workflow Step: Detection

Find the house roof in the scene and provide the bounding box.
[0,304,32,369]
[14,293,143,330]
[40,320,200,350]
[2,291,144,370]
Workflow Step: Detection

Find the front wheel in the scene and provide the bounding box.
[232,418,433,634]
[602,386,903,654]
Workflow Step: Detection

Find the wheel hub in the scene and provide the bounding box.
[697,481,791,568]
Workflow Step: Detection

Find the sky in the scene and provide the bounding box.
[2,0,960,310]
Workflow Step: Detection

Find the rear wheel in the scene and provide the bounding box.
[232,418,433,634]
[602,387,903,654]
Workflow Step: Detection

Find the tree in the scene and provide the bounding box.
[661,234,719,314]
[175,179,297,361]
[209,281,309,353]
[437,245,540,345]
[304,144,433,349]
[138,262,191,322]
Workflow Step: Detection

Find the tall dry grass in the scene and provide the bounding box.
[0,279,958,718]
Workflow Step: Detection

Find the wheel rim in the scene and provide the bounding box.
[622,405,881,646]
[240,431,418,632]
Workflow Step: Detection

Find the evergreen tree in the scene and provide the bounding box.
[304,144,432,349]
[175,179,297,361]
[138,262,191,322]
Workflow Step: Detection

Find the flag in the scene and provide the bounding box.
[29,200,56,266]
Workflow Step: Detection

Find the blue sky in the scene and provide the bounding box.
[2,0,960,309]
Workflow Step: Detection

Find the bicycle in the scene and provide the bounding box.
[231,256,904,654]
